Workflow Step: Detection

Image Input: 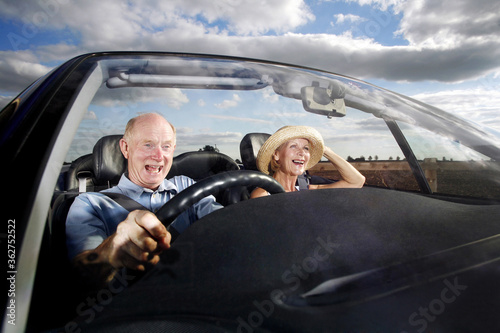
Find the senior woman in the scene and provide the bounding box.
[250,126,365,198]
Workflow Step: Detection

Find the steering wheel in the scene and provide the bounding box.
[155,170,285,227]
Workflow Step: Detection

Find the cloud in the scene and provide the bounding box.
[92,87,189,109]
[395,0,500,47]
[341,0,403,11]
[183,0,316,36]
[0,94,13,109]
[36,43,80,63]
[174,128,244,157]
[176,128,242,146]
[268,112,307,119]
[0,0,314,41]
[0,50,52,94]
[205,114,273,125]
[334,14,366,25]
[412,87,500,131]
[83,110,97,120]
[261,86,280,103]
[215,93,241,109]
[0,0,499,97]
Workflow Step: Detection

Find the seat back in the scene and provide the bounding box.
[168,151,242,205]
[237,133,271,198]
[239,132,271,171]
[92,134,127,187]
[65,153,93,190]
[65,134,126,191]
[168,151,239,180]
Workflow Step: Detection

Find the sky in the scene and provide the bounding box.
[0,0,500,133]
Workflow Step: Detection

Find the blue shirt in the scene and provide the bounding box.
[66,174,222,259]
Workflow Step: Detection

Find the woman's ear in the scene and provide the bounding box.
[272,150,280,163]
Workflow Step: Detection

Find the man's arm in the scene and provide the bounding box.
[70,210,171,290]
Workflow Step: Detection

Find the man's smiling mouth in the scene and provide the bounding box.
[146,165,163,173]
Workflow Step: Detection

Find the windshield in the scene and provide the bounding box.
[64,54,500,199]
[399,121,500,198]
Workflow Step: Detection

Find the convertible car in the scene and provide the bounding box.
[2,52,500,332]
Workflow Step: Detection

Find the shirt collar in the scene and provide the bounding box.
[116,174,179,199]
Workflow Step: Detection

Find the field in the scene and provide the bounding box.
[309,160,500,200]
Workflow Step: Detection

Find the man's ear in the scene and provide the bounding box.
[119,138,129,159]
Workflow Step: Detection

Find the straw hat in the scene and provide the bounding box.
[256,126,324,175]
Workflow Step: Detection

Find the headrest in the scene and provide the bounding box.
[168,151,239,181]
[92,135,127,185]
[239,133,270,171]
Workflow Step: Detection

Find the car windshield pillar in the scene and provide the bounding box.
[384,118,433,194]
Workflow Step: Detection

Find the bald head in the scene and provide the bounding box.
[119,113,177,190]
[124,113,176,144]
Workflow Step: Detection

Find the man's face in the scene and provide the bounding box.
[120,115,176,190]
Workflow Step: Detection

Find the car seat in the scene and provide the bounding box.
[239,132,271,171]
[65,134,126,192]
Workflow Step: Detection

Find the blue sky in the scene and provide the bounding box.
[1,0,500,133]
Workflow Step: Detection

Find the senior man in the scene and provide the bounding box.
[66,113,222,287]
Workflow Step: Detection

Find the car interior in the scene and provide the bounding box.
[5,53,499,332]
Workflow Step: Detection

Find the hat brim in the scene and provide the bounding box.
[256,126,324,175]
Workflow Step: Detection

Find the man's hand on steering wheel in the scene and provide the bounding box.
[105,210,171,271]
[75,210,171,272]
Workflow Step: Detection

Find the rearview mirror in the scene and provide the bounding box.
[301,82,346,118]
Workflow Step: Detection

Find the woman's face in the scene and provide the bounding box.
[273,138,311,176]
